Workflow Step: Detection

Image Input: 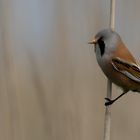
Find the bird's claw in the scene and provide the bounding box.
[105,98,114,106]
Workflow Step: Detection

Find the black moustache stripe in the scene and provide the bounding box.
[98,39,105,56]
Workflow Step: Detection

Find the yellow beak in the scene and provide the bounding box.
[88,38,97,44]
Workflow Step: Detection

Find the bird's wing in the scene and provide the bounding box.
[112,57,140,83]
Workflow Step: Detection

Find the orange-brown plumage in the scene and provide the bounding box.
[89,29,140,105]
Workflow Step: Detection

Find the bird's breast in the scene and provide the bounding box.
[96,54,140,92]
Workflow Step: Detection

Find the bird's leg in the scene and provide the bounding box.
[105,92,127,106]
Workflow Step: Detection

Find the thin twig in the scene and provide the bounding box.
[110,0,115,30]
[103,0,115,140]
[103,80,112,140]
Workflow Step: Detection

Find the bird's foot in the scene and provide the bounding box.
[105,98,114,106]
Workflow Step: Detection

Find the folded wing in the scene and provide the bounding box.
[112,57,140,83]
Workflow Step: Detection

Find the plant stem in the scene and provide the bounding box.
[103,80,112,140]
[103,0,115,140]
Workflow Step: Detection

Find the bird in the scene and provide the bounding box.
[89,29,140,106]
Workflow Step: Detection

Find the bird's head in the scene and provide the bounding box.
[89,29,121,57]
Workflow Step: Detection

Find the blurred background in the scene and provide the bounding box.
[0,0,140,140]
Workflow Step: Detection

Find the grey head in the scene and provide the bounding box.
[89,29,122,57]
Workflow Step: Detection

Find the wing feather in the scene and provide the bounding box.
[112,57,140,82]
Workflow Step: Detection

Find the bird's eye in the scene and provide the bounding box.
[97,37,105,56]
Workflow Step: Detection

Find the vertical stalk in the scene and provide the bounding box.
[103,0,115,140]
[110,0,115,30]
[103,80,112,140]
